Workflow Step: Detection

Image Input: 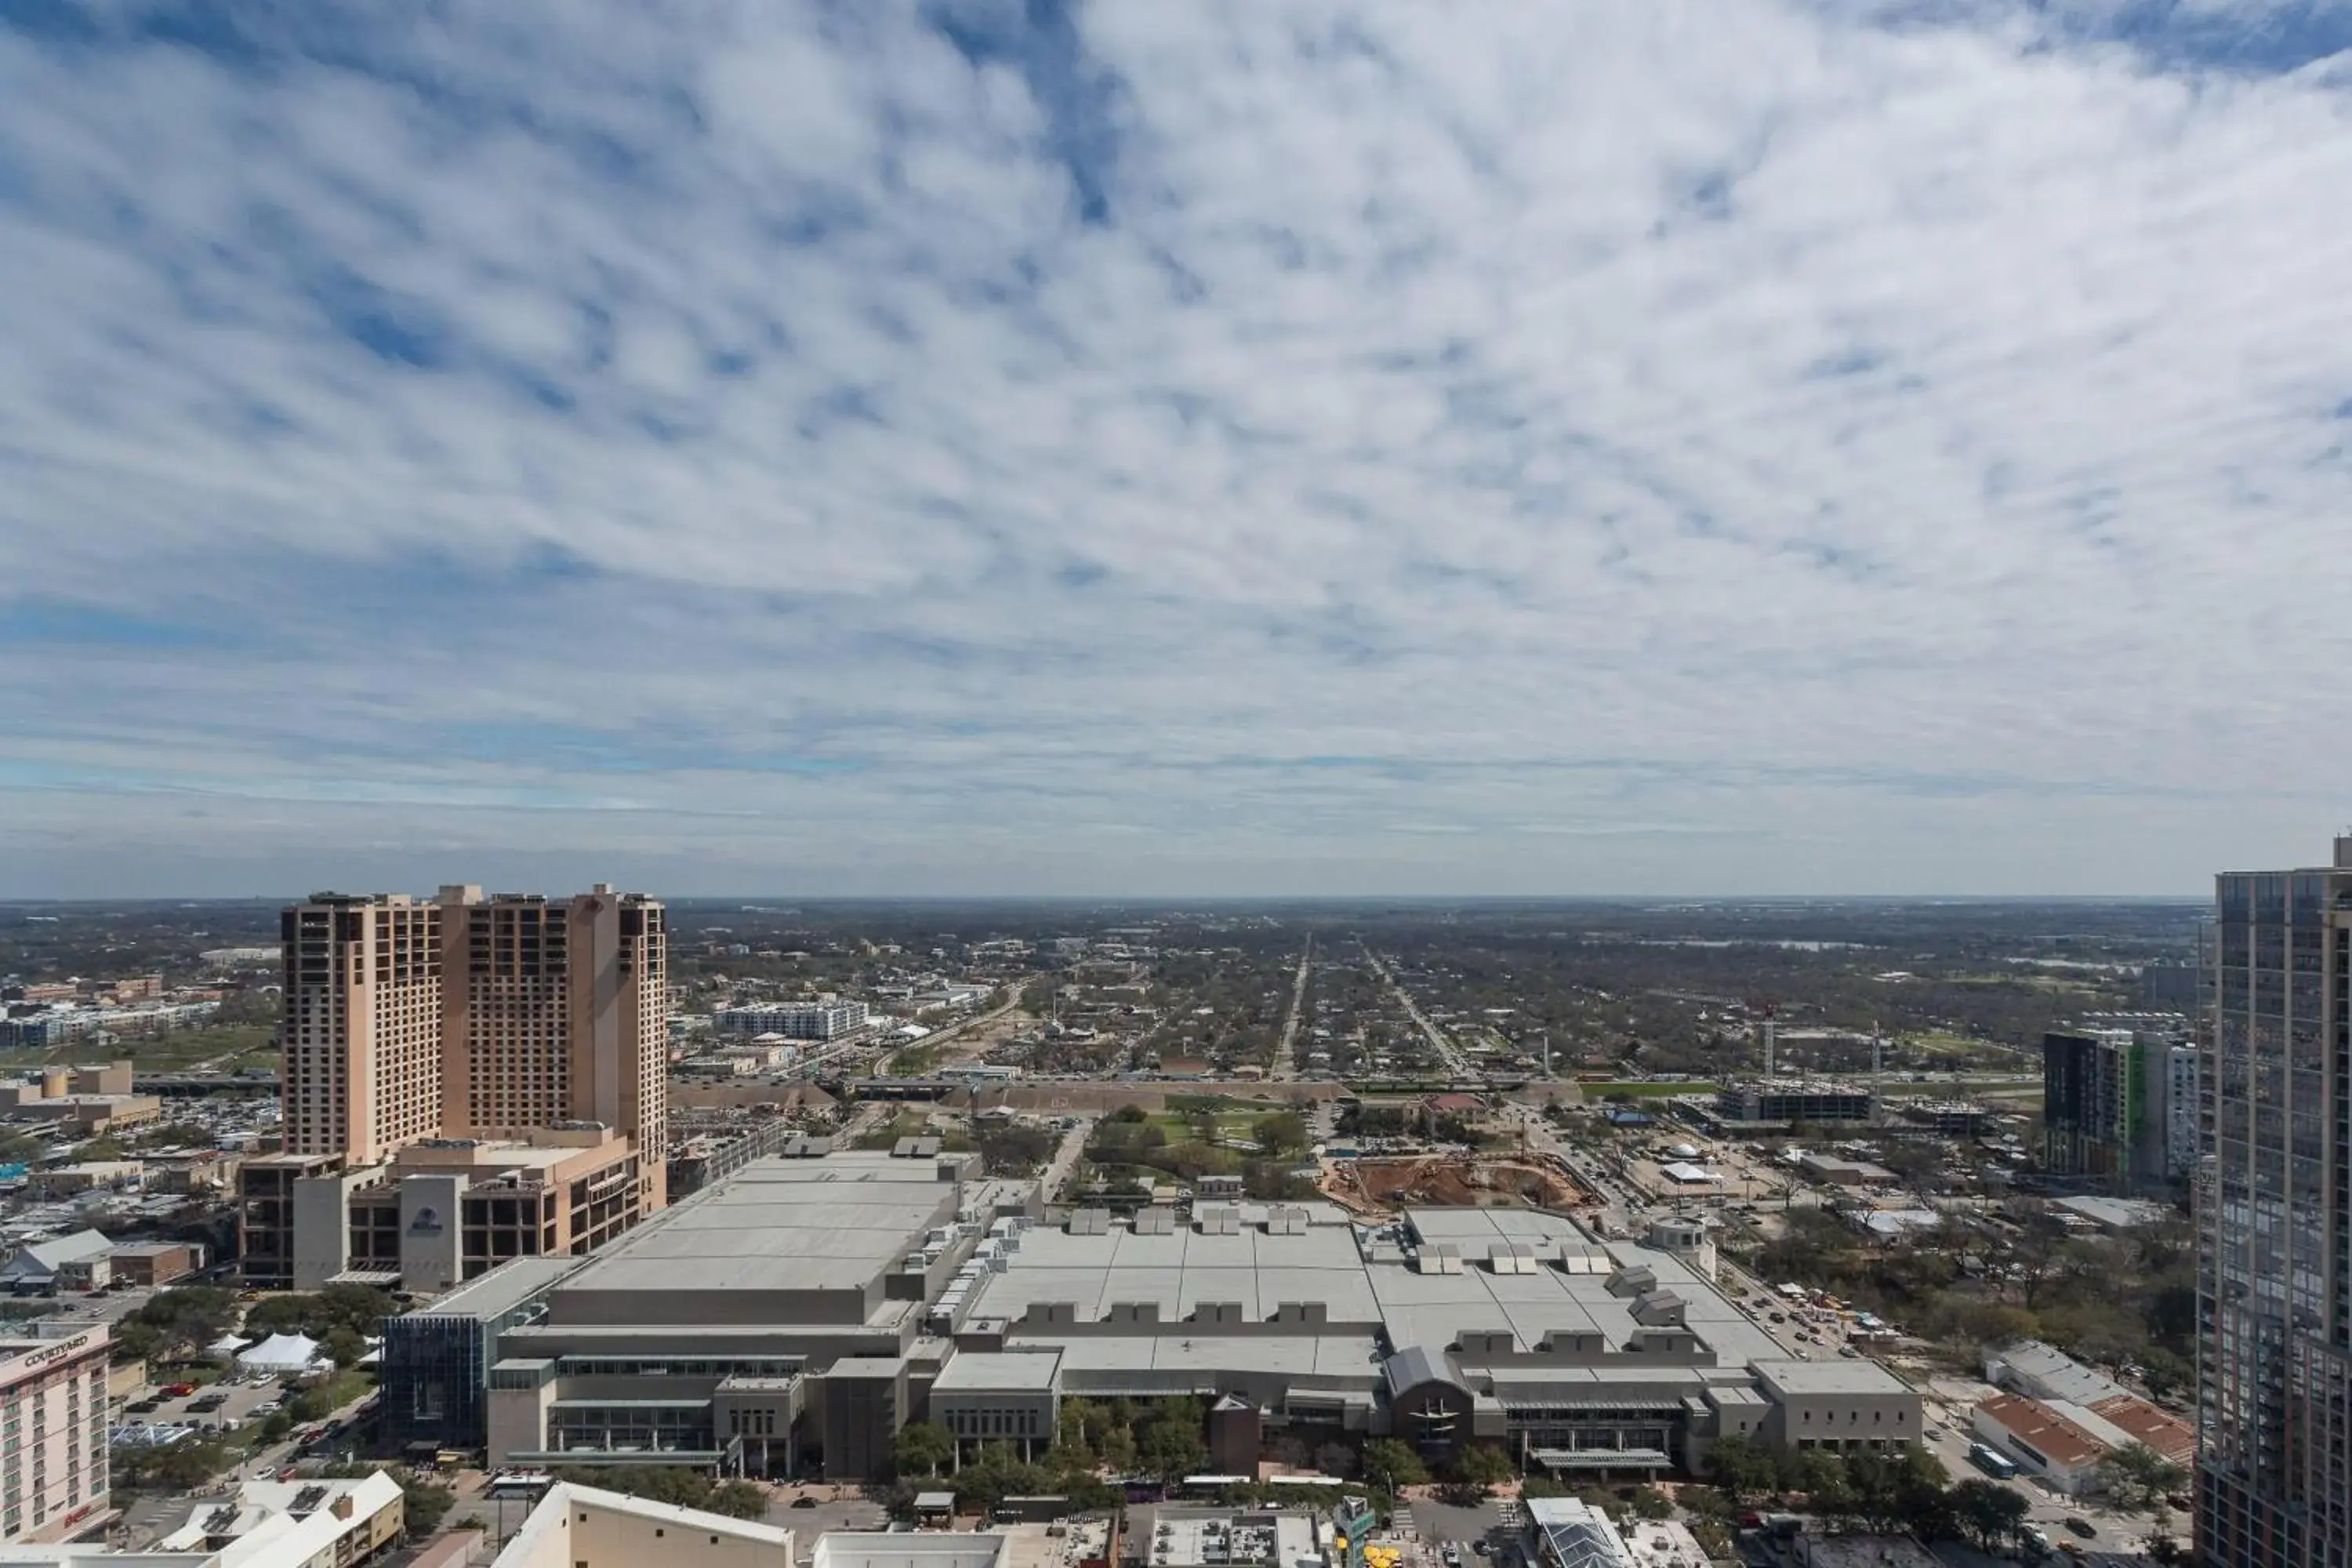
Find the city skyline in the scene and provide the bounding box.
[7,3,2352,898]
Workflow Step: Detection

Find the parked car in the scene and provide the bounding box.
[2064,1518,2096,1539]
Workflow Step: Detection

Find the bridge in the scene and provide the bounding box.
[137,1073,278,1098]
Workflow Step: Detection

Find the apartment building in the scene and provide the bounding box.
[2165,1043,2198,1180]
[2041,1017,2190,1190]
[717,1000,869,1040]
[0,1323,109,1544]
[2201,841,2352,1568]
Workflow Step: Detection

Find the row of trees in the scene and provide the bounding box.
[1749,1202,2197,1392]
[538,1465,765,1520]
[1703,1438,2169,1554]
[893,1394,1210,1501]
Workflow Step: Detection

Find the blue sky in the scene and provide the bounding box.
[4,0,2352,898]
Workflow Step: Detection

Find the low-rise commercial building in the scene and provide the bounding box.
[1139,1505,1323,1568]
[1972,1393,2111,1495]
[1792,1153,1894,1186]
[0,1064,160,1134]
[96,1241,201,1288]
[1523,1497,1632,1568]
[239,1126,648,1292]
[492,1482,797,1568]
[1971,1385,2192,1497]
[0,1472,405,1568]
[0,1232,115,1294]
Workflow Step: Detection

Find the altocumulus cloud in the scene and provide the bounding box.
[2,0,2351,898]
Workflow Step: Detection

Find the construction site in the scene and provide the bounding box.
[1317,1149,1592,1216]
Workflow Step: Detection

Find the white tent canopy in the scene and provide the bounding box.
[207,1334,248,1357]
[235,1332,322,1374]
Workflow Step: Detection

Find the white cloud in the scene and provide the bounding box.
[2,0,2350,895]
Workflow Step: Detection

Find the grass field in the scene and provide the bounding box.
[1581,1080,1695,1098]
[9,1022,278,1076]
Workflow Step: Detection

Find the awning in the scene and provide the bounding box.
[1526,1447,1672,1470]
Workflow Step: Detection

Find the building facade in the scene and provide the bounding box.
[2166,1044,2199,1180]
[0,1323,109,1544]
[281,895,446,1163]
[274,884,667,1217]
[2042,1018,2187,1190]
[2201,843,2352,1568]
[717,1002,869,1041]
[240,1127,648,1293]
[1714,1081,1873,1124]
[379,1257,579,1457]
[443,886,670,1212]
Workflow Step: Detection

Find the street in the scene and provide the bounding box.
[1362,947,1469,1077]
[1037,1116,1095,1203]
[1272,935,1313,1080]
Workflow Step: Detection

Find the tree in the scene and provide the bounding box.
[706,1480,769,1519]
[321,1327,368,1367]
[1624,1485,1672,1520]
[1951,1479,2030,1552]
[2098,1442,2189,1513]
[1362,1439,1428,1494]
[1703,1435,1777,1504]
[1135,1397,1206,1481]
[1450,1443,1515,1496]
[895,1420,956,1479]
[398,1472,457,1537]
[1795,1449,1857,1522]
[1252,1112,1309,1156]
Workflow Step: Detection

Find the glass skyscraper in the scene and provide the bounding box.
[2202,845,2352,1565]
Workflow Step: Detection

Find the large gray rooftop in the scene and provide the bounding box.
[971,1217,1379,1324]
[546,1152,959,1324]
[1750,1358,1913,1396]
[972,1203,1789,1379]
[930,1349,1063,1394]
[406,1255,584,1323]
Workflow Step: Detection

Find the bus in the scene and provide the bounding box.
[1968,1442,2020,1480]
[486,1471,558,1501]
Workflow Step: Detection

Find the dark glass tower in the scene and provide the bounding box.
[2202,847,2352,1565]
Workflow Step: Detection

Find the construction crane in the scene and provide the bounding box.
[1746,996,1780,1078]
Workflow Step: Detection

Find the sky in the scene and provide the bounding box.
[4,0,2352,900]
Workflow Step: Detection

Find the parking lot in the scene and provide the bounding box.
[117,1370,293,1440]
[764,1487,888,1534]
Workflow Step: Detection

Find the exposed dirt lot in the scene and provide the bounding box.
[1320,1152,1592,1214]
